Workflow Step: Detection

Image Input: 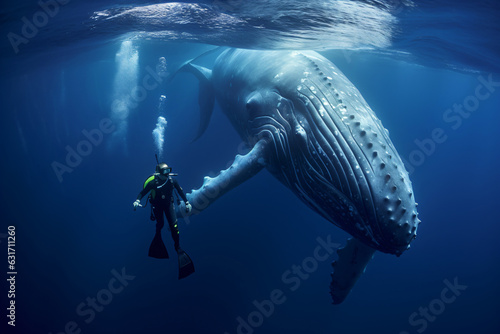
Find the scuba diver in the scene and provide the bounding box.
[133,160,195,279]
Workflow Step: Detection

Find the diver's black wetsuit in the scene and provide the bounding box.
[137,176,188,250]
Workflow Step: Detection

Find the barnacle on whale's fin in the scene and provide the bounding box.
[330,237,376,304]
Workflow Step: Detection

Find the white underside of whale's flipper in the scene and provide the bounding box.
[177,139,268,217]
[330,238,376,304]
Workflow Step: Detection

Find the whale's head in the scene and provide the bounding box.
[213,50,420,255]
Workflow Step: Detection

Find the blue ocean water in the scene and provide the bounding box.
[1,1,499,334]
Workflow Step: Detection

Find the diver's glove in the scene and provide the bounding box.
[133,199,142,210]
[185,201,192,214]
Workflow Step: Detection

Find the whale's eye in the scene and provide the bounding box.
[246,93,263,115]
[246,98,258,109]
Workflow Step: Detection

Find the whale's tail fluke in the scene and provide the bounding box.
[330,237,376,304]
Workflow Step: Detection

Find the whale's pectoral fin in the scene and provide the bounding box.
[179,63,215,142]
[330,237,376,304]
[179,139,268,217]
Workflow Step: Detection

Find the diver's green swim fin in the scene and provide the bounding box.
[177,248,195,279]
[148,233,169,259]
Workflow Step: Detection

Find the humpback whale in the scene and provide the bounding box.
[175,49,420,304]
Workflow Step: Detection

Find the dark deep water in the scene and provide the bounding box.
[1,1,500,334]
